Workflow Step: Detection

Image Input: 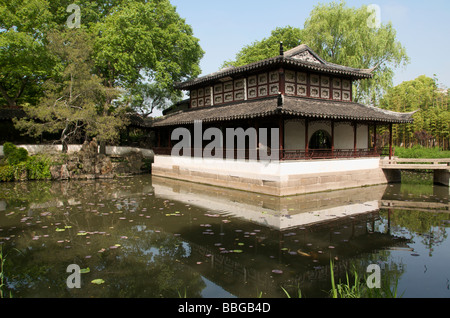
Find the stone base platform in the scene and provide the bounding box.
[152,156,397,196]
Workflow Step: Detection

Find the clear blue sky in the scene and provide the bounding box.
[170,0,450,89]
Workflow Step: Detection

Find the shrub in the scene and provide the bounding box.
[2,142,16,158]
[0,145,51,182]
[26,155,51,180]
[13,162,28,181]
[0,165,14,182]
[2,142,29,165]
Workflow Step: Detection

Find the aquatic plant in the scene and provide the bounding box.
[0,246,5,298]
[280,285,302,298]
[0,246,15,298]
[329,260,403,298]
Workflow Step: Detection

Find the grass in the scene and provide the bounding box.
[279,260,403,298]
[0,246,12,298]
[0,246,21,298]
[329,260,403,298]
[395,146,450,159]
[281,285,302,298]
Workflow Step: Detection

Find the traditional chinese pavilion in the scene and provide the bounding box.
[150,44,415,196]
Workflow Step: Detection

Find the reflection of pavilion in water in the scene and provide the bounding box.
[152,176,386,230]
[151,176,409,297]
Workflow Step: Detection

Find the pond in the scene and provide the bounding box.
[0,172,449,298]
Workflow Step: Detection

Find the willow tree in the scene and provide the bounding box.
[300,1,409,105]
[224,1,409,106]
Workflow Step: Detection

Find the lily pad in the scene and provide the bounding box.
[91,279,105,285]
[80,267,90,274]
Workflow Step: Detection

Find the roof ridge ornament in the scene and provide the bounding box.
[277,93,284,108]
[280,41,284,56]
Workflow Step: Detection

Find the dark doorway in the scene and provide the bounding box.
[309,130,332,149]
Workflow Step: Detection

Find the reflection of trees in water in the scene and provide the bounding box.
[380,209,449,255]
[1,175,449,298]
[0,177,207,297]
[380,179,450,256]
[4,222,206,298]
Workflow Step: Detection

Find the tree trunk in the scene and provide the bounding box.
[99,140,106,155]
[62,140,68,154]
[0,86,17,107]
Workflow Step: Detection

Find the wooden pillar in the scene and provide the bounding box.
[305,119,309,156]
[373,123,377,153]
[279,116,284,160]
[353,122,357,157]
[255,121,259,161]
[157,129,161,148]
[168,127,172,149]
[331,121,335,158]
[389,123,393,159]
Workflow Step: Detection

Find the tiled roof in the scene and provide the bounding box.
[175,45,373,90]
[151,96,415,127]
[282,96,415,123]
[127,113,153,128]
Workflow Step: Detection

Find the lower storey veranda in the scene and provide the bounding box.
[153,117,394,160]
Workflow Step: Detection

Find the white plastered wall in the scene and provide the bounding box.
[284,120,305,149]
[285,120,368,150]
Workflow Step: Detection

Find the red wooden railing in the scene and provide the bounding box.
[153,147,381,160]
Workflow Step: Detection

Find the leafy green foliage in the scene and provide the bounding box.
[4,0,203,148]
[2,142,28,165]
[394,146,450,159]
[92,0,204,98]
[2,142,18,158]
[14,29,128,151]
[224,1,409,105]
[380,75,450,149]
[1,143,50,182]
[222,26,302,68]
[0,165,15,182]
[300,1,409,105]
[25,155,51,180]
[0,0,55,107]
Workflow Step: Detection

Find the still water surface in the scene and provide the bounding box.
[0,173,449,298]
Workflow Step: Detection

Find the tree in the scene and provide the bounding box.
[224,1,409,105]
[2,0,204,114]
[5,0,203,151]
[379,75,450,149]
[222,26,302,68]
[92,0,204,102]
[0,0,54,107]
[14,29,127,152]
[123,82,181,117]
